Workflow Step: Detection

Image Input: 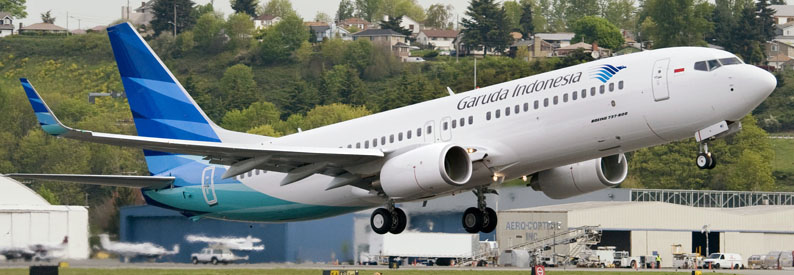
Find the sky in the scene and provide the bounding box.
[18,0,472,30]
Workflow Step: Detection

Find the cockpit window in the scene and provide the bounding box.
[694,61,707,71]
[719,57,742,65]
[707,59,721,71]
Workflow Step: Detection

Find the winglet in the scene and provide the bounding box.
[20,78,72,136]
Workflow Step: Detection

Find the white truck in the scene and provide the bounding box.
[577,246,615,268]
[369,232,479,266]
[191,247,248,265]
[613,250,640,268]
[702,253,743,269]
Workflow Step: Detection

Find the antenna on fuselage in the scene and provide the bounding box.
[447,87,455,96]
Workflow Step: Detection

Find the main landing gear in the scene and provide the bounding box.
[462,187,498,233]
[696,142,717,170]
[370,201,407,235]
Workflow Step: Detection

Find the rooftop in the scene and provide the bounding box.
[254,14,278,21]
[535,32,575,41]
[771,5,794,17]
[353,28,406,37]
[340,17,370,25]
[0,12,11,19]
[420,29,459,38]
[20,23,67,31]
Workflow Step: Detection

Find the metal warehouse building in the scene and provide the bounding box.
[0,176,89,259]
[496,201,794,267]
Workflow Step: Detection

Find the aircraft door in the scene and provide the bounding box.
[652,59,671,101]
[423,120,436,143]
[440,117,452,142]
[201,166,218,206]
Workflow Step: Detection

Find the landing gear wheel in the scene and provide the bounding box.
[481,207,498,233]
[696,153,713,169]
[389,208,407,234]
[371,208,392,235]
[462,207,483,233]
[707,154,717,169]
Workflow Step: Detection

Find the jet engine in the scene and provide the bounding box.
[530,154,627,199]
[379,143,472,199]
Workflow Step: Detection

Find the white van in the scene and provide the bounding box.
[702,253,743,269]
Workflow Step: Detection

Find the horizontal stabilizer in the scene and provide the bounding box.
[6,174,174,189]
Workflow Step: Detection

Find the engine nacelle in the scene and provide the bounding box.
[530,154,628,199]
[380,143,472,199]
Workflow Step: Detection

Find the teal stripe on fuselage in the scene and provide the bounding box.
[142,182,367,222]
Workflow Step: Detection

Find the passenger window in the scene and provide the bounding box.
[514,105,520,114]
[356,142,361,148]
[373,138,378,147]
[427,126,432,134]
[553,96,558,105]
[581,89,586,98]
[694,61,707,71]
[452,119,457,128]
[364,140,369,148]
[417,128,421,137]
[523,102,529,112]
[563,93,568,102]
[347,144,352,148]
[599,85,605,94]
[591,87,596,96]
[407,130,412,139]
[505,107,510,116]
[255,170,260,175]
[468,116,473,124]
[486,111,492,120]
[573,91,578,100]
[460,118,465,126]
[618,81,624,90]
[443,121,449,130]
[398,132,403,141]
[390,135,394,143]
[708,59,721,70]
[534,100,539,109]
[247,171,252,177]
[609,83,614,92]
[543,98,549,107]
[381,136,386,145]
[495,109,501,118]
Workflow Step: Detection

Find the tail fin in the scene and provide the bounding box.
[99,234,111,250]
[107,23,220,143]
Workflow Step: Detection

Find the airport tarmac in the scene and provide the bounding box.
[1,259,793,274]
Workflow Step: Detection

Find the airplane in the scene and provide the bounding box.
[185,235,265,251]
[8,22,776,236]
[97,233,179,262]
[0,236,68,262]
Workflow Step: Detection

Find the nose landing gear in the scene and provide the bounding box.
[696,142,716,170]
[462,187,498,233]
[370,201,407,235]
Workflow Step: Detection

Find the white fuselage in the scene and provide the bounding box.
[234,47,776,209]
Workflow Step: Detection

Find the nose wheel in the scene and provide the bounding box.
[462,187,498,233]
[696,143,716,170]
[370,202,407,235]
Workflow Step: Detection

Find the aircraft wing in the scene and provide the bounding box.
[6,174,175,189]
[20,79,384,179]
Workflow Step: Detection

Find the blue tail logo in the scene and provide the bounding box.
[591,64,626,83]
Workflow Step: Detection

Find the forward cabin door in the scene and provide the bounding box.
[201,166,218,206]
[652,59,671,101]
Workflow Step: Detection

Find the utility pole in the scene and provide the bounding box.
[66,11,69,35]
[173,2,177,37]
[127,0,130,21]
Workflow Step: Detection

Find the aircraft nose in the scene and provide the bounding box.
[758,67,777,96]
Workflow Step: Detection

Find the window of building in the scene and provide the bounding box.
[618,81,624,89]
[609,83,614,92]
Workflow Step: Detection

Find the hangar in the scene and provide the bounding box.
[496,201,794,267]
[0,176,89,259]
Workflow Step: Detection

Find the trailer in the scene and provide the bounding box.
[368,232,479,266]
[577,246,615,268]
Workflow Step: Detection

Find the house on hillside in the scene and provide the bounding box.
[555,42,611,57]
[122,0,155,26]
[509,39,553,59]
[535,33,575,48]
[353,29,410,57]
[19,23,68,35]
[771,5,794,25]
[0,12,14,37]
[399,16,422,37]
[417,29,458,50]
[339,17,371,31]
[309,23,352,42]
[254,14,280,29]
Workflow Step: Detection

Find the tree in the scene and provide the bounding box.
[231,0,259,17]
[221,101,281,132]
[41,10,55,24]
[570,16,625,50]
[771,0,786,4]
[151,0,197,36]
[314,12,332,23]
[733,5,765,64]
[519,1,535,37]
[503,1,522,32]
[379,0,426,22]
[757,0,777,42]
[460,0,512,55]
[193,12,224,52]
[640,0,713,48]
[259,13,309,63]
[564,0,600,28]
[0,0,27,18]
[220,64,257,110]
[425,4,453,29]
[379,15,411,36]
[337,0,356,21]
[260,0,296,17]
[711,0,737,49]
[226,13,255,50]
[601,0,636,31]
[356,0,382,22]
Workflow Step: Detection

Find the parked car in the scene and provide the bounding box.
[702,253,742,269]
[747,254,766,269]
[404,57,426,63]
[191,247,247,265]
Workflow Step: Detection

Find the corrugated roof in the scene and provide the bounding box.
[535,32,575,41]
[0,176,50,206]
[353,28,406,37]
[20,23,67,31]
[771,5,794,17]
[420,29,459,38]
